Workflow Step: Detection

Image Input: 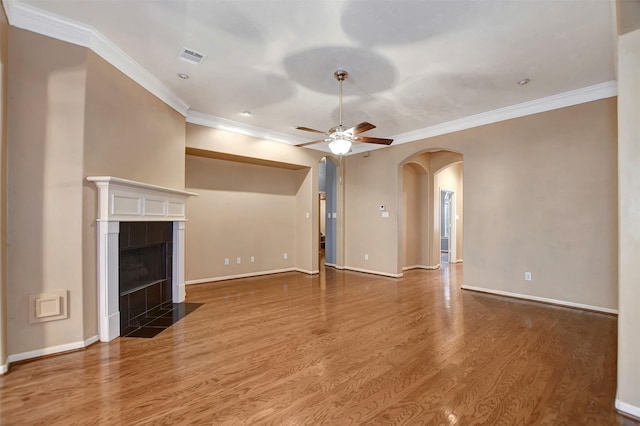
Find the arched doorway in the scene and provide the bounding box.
[399,150,463,271]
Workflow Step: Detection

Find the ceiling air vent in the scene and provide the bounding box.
[178,47,206,65]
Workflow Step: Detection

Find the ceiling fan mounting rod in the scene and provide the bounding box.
[334,70,348,127]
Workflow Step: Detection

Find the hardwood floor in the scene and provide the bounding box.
[1,265,637,425]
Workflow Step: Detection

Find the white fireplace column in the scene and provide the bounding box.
[88,176,197,342]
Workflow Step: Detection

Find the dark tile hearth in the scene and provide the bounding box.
[122,302,203,338]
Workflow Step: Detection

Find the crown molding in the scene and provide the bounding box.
[186,110,310,145]
[3,1,618,146]
[3,0,189,116]
[392,81,618,145]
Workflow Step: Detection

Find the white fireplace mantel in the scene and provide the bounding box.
[87,176,197,342]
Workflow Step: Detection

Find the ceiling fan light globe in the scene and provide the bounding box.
[328,138,352,155]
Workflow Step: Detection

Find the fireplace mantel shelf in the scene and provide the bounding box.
[87,176,197,222]
[88,176,197,342]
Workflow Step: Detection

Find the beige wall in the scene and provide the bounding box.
[617,27,640,416]
[7,29,88,354]
[346,98,617,310]
[402,163,424,267]
[185,154,308,281]
[345,151,400,274]
[83,52,185,188]
[82,51,186,340]
[185,123,324,278]
[0,4,8,369]
[6,30,187,356]
[295,165,315,273]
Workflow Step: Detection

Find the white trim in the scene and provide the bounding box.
[294,268,319,275]
[173,221,188,302]
[3,0,189,116]
[402,264,440,271]
[87,176,196,222]
[185,268,302,285]
[461,285,618,314]
[325,263,403,278]
[450,259,463,264]
[186,111,309,145]
[88,177,196,341]
[0,360,8,374]
[84,334,100,347]
[392,81,618,145]
[6,335,99,364]
[615,399,640,420]
[342,266,403,278]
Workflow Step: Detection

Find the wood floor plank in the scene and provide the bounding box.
[0,264,636,425]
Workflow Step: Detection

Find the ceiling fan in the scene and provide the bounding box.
[295,70,393,155]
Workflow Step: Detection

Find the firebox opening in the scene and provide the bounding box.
[119,221,173,336]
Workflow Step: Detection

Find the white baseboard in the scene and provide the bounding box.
[186,268,309,285]
[616,399,640,420]
[325,263,403,278]
[342,266,403,278]
[402,264,440,271]
[461,285,618,314]
[7,334,99,365]
[294,268,319,275]
[0,359,8,374]
[450,259,463,264]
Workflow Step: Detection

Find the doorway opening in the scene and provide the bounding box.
[319,157,338,267]
[399,150,463,272]
[440,190,456,265]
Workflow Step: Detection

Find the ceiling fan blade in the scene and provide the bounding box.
[358,136,394,145]
[349,121,376,135]
[297,139,326,147]
[295,126,327,135]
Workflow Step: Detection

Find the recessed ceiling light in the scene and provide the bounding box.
[178,73,189,80]
[517,78,530,86]
[242,111,252,116]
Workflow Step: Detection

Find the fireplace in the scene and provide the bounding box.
[88,176,197,342]
[119,221,173,335]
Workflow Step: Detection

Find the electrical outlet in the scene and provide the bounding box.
[251,256,255,263]
[525,272,532,281]
[237,257,241,264]
[364,254,369,261]
[284,253,288,260]
[224,258,229,265]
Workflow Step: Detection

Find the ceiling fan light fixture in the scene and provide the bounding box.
[294,69,393,151]
[328,137,352,155]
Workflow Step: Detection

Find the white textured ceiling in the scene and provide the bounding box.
[11,0,617,152]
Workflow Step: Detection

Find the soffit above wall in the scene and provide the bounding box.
[618,0,640,35]
[186,147,309,171]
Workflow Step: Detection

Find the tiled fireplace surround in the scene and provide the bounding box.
[88,177,196,342]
